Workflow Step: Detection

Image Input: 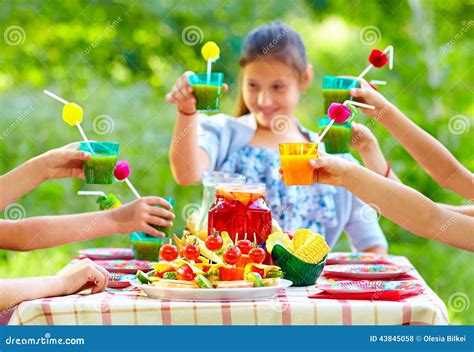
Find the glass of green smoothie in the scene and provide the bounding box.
[322,76,359,112]
[151,197,174,236]
[79,141,119,184]
[188,72,224,112]
[318,117,352,154]
[130,232,164,261]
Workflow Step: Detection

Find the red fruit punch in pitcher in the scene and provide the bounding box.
[208,184,272,244]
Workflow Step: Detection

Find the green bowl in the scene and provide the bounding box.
[271,244,327,287]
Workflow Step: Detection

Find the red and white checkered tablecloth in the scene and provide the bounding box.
[7,255,449,325]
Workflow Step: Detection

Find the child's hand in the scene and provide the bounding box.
[37,142,91,180]
[350,122,379,153]
[165,71,228,114]
[350,78,393,118]
[309,152,354,186]
[109,196,175,237]
[57,258,110,295]
[278,152,354,187]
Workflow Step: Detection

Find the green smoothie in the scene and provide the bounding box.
[151,198,174,236]
[322,76,359,112]
[132,240,162,261]
[188,72,224,112]
[79,141,119,185]
[84,154,117,184]
[192,84,221,111]
[318,117,352,154]
[322,89,353,112]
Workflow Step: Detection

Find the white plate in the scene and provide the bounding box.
[132,279,292,301]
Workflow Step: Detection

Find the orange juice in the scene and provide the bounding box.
[279,143,318,186]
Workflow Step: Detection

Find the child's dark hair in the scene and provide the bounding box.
[236,21,308,116]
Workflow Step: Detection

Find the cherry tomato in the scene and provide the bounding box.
[176,264,196,281]
[181,243,200,261]
[159,244,178,262]
[249,247,266,264]
[222,246,241,266]
[205,233,224,252]
[236,239,252,255]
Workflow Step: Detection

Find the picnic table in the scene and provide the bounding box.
[7,254,448,325]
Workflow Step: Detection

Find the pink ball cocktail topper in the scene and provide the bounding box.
[114,160,141,199]
[327,103,352,124]
[114,160,130,181]
[318,100,375,143]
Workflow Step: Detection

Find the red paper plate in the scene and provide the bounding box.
[78,248,134,260]
[324,264,410,279]
[326,252,388,265]
[107,273,136,289]
[95,260,152,274]
[318,280,423,295]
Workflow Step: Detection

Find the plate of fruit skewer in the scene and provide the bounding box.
[133,231,292,301]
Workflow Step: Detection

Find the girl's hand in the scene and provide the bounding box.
[279,152,355,187]
[165,71,228,114]
[309,152,355,186]
[350,78,393,118]
[350,122,379,153]
[109,196,175,237]
[37,142,91,180]
[57,258,110,295]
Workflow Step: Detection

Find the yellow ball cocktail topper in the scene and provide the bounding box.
[201,41,220,62]
[62,102,84,126]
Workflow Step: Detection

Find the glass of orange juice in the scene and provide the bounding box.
[279,143,318,186]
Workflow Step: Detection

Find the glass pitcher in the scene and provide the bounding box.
[191,171,246,238]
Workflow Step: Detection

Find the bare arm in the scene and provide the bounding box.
[0,143,91,210]
[166,71,210,185]
[439,204,474,217]
[0,276,66,311]
[166,71,228,185]
[351,81,473,198]
[0,212,117,251]
[310,155,474,251]
[0,259,109,311]
[351,123,400,183]
[169,112,210,185]
[0,157,45,210]
[0,197,176,251]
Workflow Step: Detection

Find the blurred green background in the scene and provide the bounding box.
[0,0,472,324]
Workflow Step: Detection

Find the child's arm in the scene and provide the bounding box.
[0,197,174,251]
[350,80,473,199]
[350,122,400,182]
[0,143,91,210]
[308,154,474,251]
[0,259,109,311]
[439,204,474,217]
[166,72,227,185]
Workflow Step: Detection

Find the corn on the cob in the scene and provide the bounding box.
[293,228,313,250]
[294,233,330,264]
[266,231,294,253]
